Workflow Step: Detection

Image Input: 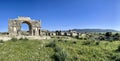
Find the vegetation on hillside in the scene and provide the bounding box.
[76,32,120,41]
[0,37,120,61]
[70,29,118,32]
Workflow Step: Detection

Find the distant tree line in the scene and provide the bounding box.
[76,32,120,41]
[98,32,120,41]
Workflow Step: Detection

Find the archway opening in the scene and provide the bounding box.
[21,21,32,36]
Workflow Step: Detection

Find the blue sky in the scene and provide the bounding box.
[0,0,120,32]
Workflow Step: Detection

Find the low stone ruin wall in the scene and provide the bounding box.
[0,35,51,41]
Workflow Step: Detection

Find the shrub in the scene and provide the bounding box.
[95,41,100,45]
[19,38,24,40]
[109,54,120,61]
[113,33,120,40]
[19,38,29,41]
[73,56,78,61]
[83,38,87,40]
[0,40,4,43]
[98,36,105,40]
[64,40,67,43]
[46,41,56,48]
[75,35,80,39]
[11,38,18,42]
[54,47,62,52]
[108,37,114,42]
[73,41,77,44]
[58,39,63,42]
[116,45,120,52]
[82,41,91,45]
[82,40,98,46]
[115,58,120,61]
[53,51,68,61]
[24,38,29,41]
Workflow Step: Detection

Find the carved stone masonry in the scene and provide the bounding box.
[8,16,41,36]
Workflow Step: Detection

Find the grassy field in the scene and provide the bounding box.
[0,37,120,61]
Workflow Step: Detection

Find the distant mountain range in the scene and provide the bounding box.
[68,29,119,32]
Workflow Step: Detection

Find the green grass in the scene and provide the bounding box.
[0,38,120,61]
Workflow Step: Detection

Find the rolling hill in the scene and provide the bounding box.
[70,29,119,32]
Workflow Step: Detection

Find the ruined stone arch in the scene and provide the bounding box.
[20,20,32,35]
[8,17,41,36]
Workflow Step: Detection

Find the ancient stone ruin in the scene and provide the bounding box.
[8,16,80,37]
[5,16,79,41]
[8,16,41,36]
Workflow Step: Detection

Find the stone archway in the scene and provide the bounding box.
[21,21,32,36]
[8,16,41,36]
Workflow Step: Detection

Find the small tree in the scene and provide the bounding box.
[105,32,113,41]
[113,33,120,41]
